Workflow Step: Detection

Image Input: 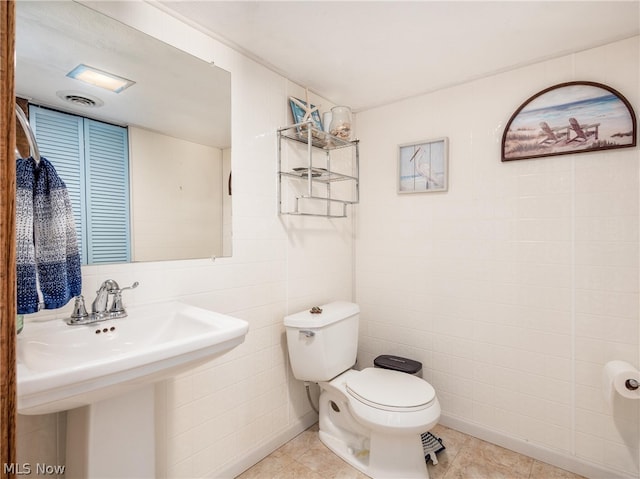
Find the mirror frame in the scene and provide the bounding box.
[1,0,18,470]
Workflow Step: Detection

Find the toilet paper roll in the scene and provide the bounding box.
[603,360,640,405]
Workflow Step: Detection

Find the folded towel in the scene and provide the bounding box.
[16,157,81,314]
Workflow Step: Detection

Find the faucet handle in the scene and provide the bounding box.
[109,281,139,314]
[121,281,139,292]
[70,295,89,319]
[107,281,138,294]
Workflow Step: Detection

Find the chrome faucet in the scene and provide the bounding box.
[108,281,139,314]
[92,279,120,315]
[68,279,139,325]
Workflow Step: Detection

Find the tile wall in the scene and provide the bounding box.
[355,36,639,479]
[17,2,353,478]
[16,3,639,479]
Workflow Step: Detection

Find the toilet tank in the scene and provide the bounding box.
[284,301,359,382]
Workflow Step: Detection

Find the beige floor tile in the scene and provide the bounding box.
[278,424,324,459]
[428,425,471,479]
[296,443,353,476]
[326,462,370,479]
[270,460,324,479]
[530,460,587,479]
[235,453,294,479]
[443,437,533,479]
[471,437,533,472]
[444,455,528,479]
[237,423,592,479]
[432,425,471,454]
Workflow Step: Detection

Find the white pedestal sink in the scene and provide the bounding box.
[65,386,156,479]
[17,301,249,478]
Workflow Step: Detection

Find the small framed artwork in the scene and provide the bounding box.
[398,137,448,193]
[502,81,636,161]
[289,97,323,130]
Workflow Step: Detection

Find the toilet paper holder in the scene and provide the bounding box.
[626,379,639,391]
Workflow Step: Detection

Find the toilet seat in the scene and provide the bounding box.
[327,369,441,435]
[346,368,436,412]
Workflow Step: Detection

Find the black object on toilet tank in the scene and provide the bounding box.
[374,355,422,376]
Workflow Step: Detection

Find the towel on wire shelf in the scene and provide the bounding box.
[16,157,82,314]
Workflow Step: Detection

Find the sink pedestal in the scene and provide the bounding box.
[17,301,249,477]
[66,385,155,479]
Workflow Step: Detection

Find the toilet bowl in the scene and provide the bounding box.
[284,301,441,479]
[319,368,440,479]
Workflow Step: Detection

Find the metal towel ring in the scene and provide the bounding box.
[15,104,41,165]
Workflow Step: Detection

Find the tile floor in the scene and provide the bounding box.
[237,423,587,479]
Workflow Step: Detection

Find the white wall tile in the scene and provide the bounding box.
[16,5,639,478]
[356,35,639,477]
[18,3,354,478]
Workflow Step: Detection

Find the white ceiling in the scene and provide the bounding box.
[15,1,231,148]
[159,1,640,112]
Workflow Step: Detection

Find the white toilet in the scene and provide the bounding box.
[284,301,441,479]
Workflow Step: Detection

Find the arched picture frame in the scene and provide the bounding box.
[502,81,636,161]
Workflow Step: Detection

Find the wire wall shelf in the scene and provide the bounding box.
[277,121,359,218]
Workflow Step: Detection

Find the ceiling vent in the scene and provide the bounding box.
[56,90,104,108]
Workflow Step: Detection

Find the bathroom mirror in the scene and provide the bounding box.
[15,1,232,262]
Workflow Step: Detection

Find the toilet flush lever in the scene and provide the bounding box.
[300,330,315,338]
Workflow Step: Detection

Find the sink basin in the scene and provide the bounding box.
[17,301,249,415]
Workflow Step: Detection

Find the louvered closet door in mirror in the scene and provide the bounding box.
[83,118,130,264]
[29,105,130,264]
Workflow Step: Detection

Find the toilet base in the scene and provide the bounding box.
[319,429,430,479]
[369,432,429,479]
[319,430,370,475]
[318,373,434,479]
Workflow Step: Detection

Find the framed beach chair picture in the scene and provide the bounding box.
[502,81,636,161]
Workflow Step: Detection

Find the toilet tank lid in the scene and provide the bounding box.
[284,301,359,328]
